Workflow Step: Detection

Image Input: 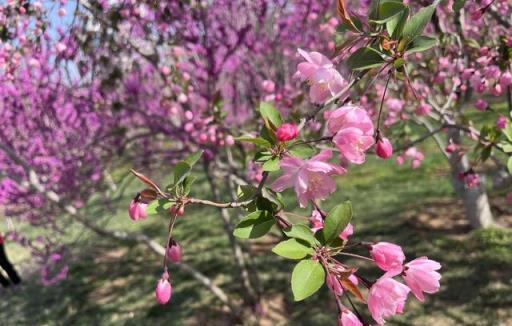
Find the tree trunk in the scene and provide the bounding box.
[448,130,495,228]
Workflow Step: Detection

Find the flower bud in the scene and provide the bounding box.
[370,242,405,275]
[170,205,185,217]
[376,137,393,159]
[326,273,343,296]
[445,143,458,153]
[155,273,172,305]
[276,123,298,142]
[128,199,148,221]
[167,240,183,263]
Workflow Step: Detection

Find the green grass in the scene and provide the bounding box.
[1,140,511,325]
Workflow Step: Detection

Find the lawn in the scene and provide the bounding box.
[1,140,511,326]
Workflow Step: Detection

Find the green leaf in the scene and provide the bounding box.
[146,199,173,215]
[452,0,467,12]
[499,142,512,153]
[289,143,316,159]
[393,58,405,68]
[480,146,492,162]
[346,47,386,71]
[402,1,439,43]
[235,136,272,148]
[507,157,512,174]
[183,150,204,167]
[321,201,353,245]
[370,1,406,23]
[284,224,318,246]
[237,185,257,201]
[291,259,325,301]
[387,6,409,39]
[272,239,314,260]
[262,156,280,172]
[259,102,282,128]
[261,187,285,211]
[233,210,274,239]
[502,125,512,142]
[406,35,438,53]
[182,176,196,196]
[255,151,273,162]
[173,161,192,186]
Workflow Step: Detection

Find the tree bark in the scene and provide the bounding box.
[448,130,495,228]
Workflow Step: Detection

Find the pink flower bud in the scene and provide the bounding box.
[261,80,275,93]
[166,241,183,263]
[326,273,343,296]
[339,223,353,241]
[370,242,405,275]
[445,143,458,153]
[496,115,507,129]
[338,309,363,326]
[376,137,393,160]
[276,123,298,142]
[500,71,512,88]
[170,205,184,217]
[128,200,148,221]
[155,274,172,304]
[225,135,235,146]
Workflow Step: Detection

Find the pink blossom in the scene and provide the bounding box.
[261,80,275,93]
[166,241,183,263]
[276,123,299,142]
[333,127,374,165]
[155,273,172,304]
[129,200,148,221]
[326,273,343,296]
[339,223,354,240]
[507,192,512,204]
[327,105,374,136]
[370,242,405,275]
[475,99,488,111]
[402,257,441,302]
[445,142,458,153]
[376,137,393,159]
[500,71,512,88]
[339,309,363,326]
[368,277,410,325]
[496,115,507,129]
[459,172,480,188]
[295,49,346,104]
[272,150,346,207]
[415,102,431,116]
[309,210,325,233]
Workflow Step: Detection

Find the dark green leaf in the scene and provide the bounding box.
[260,102,282,128]
[235,136,272,148]
[346,47,386,71]
[261,187,285,211]
[183,150,204,167]
[272,239,314,260]
[321,201,353,245]
[371,1,406,23]
[291,259,325,301]
[452,0,467,12]
[387,6,409,39]
[402,1,439,43]
[182,176,196,196]
[173,162,192,186]
[406,35,438,53]
[233,210,274,239]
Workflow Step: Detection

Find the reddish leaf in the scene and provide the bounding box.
[341,278,366,303]
[337,0,353,24]
[130,169,162,194]
[139,188,158,202]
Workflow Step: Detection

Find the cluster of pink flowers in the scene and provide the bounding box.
[295,49,347,104]
[327,105,376,165]
[396,147,425,169]
[272,150,346,207]
[459,171,481,189]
